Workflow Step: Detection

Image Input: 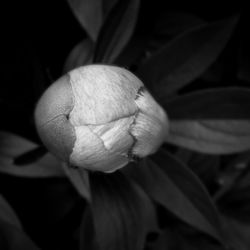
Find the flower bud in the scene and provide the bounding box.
[35,65,168,172]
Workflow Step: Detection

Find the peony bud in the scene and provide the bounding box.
[35,65,168,172]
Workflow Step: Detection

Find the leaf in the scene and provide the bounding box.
[0,195,22,229]
[166,120,250,154]
[67,0,102,41]
[86,171,158,250]
[164,88,250,119]
[123,150,223,243]
[238,15,250,82]
[137,16,238,99]
[175,148,220,187]
[231,153,250,189]
[0,174,83,248]
[63,38,94,73]
[79,205,97,250]
[0,131,64,177]
[218,184,250,221]
[114,36,148,69]
[13,146,47,166]
[152,226,223,250]
[0,219,40,250]
[62,163,90,201]
[93,0,140,63]
[102,0,119,19]
[221,215,250,250]
[212,152,250,202]
[147,11,205,54]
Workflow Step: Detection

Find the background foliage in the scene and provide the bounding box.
[1,0,250,249]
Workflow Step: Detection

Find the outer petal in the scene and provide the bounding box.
[88,116,135,155]
[70,125,129,172]
[68,65,142,125]
[133,89,168,157]
[35,75,76,162]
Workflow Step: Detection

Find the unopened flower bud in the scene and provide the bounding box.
[35,65,168,172]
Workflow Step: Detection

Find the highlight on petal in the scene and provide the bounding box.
[70,125,129,172]
[69,65,142,125]
[89,116,135,155]
[133,88,169,157]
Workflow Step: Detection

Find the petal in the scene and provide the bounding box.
[70,125,129,172]
[132,89,168,157]
[89,116,135,155]
[135,89,168,128]
[69,65,142,125]
[131,112,166,157]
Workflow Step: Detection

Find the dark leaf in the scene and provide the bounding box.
[0,195,22,229]
[152,226,223,250]
[62,164,90,201]
[149,228,172,250]
[114,36,148,70]
[231,152,250,189]
[213,152,250,201]
[147,11,205,54]
[79,205,97,250]
[93,0,140,63]
[87,171,158,250]
[137,16,238,99]
[175,148,220,188]
[221,215,250,250]
[238,15,250,82]
[63,38,94,73]
[218,185,250,222]
[0,132,64,177]
[102,0,119,20]
[165,88,250,119]
[124,150,223,243]
[0,219,40,250]
[166,120,250,154]
[67,0,102,41]
[14,147,47,166]
[0,175,83,249]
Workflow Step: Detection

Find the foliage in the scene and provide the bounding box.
[1,0,250,249]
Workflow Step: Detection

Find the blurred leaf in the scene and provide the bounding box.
[14,147,47,166]
[114,36,148,69]
[152,226,223,250]
[165,88,250,119]
[221,215,250,250]
[0,195,22,229]
[124,150,223,243]
[218,184,250,222]
[0,219,40,250]
[238,15,250,82]
[199,60,223,83]
[231,152,250,189]
[102,0,119,19]
[213,152,250,202]
[166,120,250,154]
[62,163,90,201]
[67,0,102,41]
[86,171,158,250]
[149,229,171,250]
[63,38,94,73]
[79,205,97,249]
[0,175,83,249]
[137,16,238,99]
[175,148,220,188]
[0,131,64,177]
[93,0,140,63]
[147,11,205,55]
